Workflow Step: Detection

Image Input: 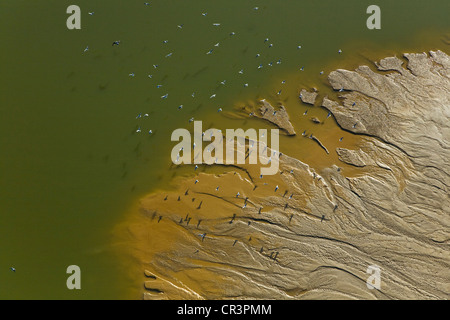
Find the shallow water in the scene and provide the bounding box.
[0,0,448,299]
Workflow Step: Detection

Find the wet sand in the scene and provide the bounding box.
[116,47,450,300]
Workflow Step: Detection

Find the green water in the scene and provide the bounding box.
[0,0,448,299]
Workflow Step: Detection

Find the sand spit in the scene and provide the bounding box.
[255,99,296,136]
[125,50,450,300]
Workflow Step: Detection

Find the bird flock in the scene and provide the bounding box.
[82,3,346,154]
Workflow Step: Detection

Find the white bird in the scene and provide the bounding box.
[214,42,220,47]
[148,129,153,134]
[256,53,260,58]
[244,83,248,87]
[88,12,94,15]
[148,74,153,78]
[220,80,226,85]
[297,45,302,49]
[238,69,244,74]
[136,127,141,133]
[144,113,149,117]
[213,23,221,26]
[129,73,135,77]
[264,38,269,42]
[218,107,222,112]
[163,40,168,44]
[230,32,236,36]
[177,24,184,29]
[202,12,207,16]
[210,94,216,99]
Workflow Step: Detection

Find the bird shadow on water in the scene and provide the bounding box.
[194,103,204,111]
[98,83,109,91]
[192,66,209,78]
[134,142,142,158]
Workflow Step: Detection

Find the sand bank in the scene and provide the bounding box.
[121,50,450,300]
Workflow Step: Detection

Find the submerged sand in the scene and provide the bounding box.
[120,50,450,300]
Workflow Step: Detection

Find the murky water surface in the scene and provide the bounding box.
[0,0,448,298]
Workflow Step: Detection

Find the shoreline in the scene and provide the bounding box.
[115,45,450,299]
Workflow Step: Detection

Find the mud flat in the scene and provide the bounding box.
[122,50,450,300]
